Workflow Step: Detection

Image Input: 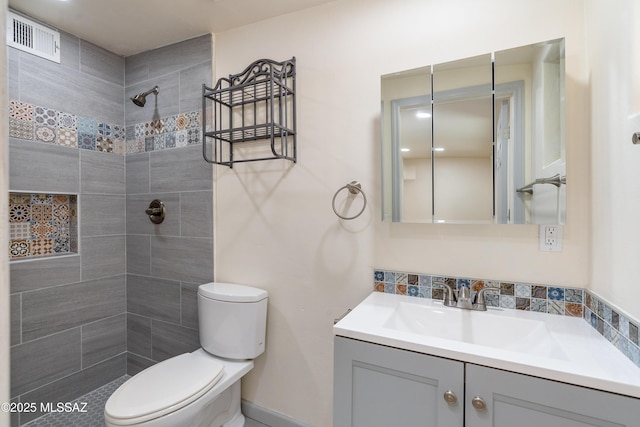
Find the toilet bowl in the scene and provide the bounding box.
[104,283,268,427]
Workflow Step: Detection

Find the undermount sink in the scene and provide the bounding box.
[383,300,568,360]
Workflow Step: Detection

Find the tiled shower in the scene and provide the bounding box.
[8,19,213,426]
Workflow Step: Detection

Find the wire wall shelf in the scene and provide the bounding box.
[202,57,297,167]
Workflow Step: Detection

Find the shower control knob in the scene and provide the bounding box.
[145,199,165,224]
[472,396,487,412]
[443,390,458,406]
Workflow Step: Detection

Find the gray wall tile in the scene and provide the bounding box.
[10,294,20,346]
[19,53,124,124]
[127,274,181,323]
[20,354,125,424]
[127,313,152,358]
[126,234,150,276]
[151,320,199,362]
[82,314,126,367]
[124,51,149,87]
[181,282,200,330]
[80,40,125,86]
[181,190,213,238]
[80,150,125,194]
[150,146,212,192]
[80,194,125,237]
[125,153,150,194]
[8,48,19,100]
[10,255,80,293]
[151,236,213,283]
[126,193,180,236]
[59,31,80,71]
[127,352,154,377]
[179,60,212,113]
[147,35,212,81]
[10,328,81,396]
[22,275,126,341]
[81,235,126,281]
[9,138,79,193]
[8,18,132,406]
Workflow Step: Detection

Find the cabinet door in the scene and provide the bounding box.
[334,337,464,427]
[466,364,640,427]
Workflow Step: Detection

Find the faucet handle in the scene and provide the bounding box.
[473,287,499,310]
[433,280,457,307]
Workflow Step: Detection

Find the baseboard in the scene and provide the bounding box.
[241,399,313,427]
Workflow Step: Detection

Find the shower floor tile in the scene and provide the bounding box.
[23,375,129,427]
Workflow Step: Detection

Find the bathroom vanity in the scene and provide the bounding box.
[333,292,640,426]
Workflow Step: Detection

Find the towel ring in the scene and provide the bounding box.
[332,181,367,220]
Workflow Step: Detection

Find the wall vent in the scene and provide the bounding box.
[7,11,60,63]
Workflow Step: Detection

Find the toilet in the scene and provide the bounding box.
[104,282,268,427]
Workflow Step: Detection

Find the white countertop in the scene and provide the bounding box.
[333,292,640,399]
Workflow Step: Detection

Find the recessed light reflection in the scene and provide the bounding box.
[401,148,410,152]
[433,147,445,152]
[416,112,431,119]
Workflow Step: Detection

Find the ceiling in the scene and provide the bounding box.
[7,0,336,56]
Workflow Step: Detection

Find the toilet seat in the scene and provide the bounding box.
[104,353,224,425]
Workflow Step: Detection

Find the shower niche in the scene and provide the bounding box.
[202,57,297,167]
[8,192,78,260]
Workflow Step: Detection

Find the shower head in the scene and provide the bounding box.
[131,85,159,107]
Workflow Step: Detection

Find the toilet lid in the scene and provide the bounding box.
[105,353,224,425]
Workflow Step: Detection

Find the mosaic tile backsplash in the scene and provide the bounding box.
[9,99,202,156]
[9,193,78,260]
[374,269,640,369]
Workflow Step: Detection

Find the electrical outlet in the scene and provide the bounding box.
[539,224,562,252]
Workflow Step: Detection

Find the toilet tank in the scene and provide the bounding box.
[198,282,268,360]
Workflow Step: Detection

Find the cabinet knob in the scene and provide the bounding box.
[472,396,487,412]
[443,390,458,406]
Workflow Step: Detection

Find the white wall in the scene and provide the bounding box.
[213,0,589,425]
[587,0,640,321]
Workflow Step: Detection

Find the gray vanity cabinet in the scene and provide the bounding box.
[333,336,464,427]
[334,336,640,427]
[466,364,640,427]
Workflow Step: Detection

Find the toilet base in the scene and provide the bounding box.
[204,379,243,427]
[222,411,245,427]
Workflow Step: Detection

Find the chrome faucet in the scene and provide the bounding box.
[432,281,498,311]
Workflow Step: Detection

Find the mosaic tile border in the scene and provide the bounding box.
[9,100,202,156]
[127,111,202,154]
[373,269,640,369]
[10,100,126,155]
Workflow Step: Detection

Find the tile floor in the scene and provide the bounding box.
[23,376,129,427]
[23,375,270,427]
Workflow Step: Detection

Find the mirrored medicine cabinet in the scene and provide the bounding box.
[381,38,565,224]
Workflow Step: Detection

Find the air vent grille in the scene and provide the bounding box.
[7,11,60,63]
